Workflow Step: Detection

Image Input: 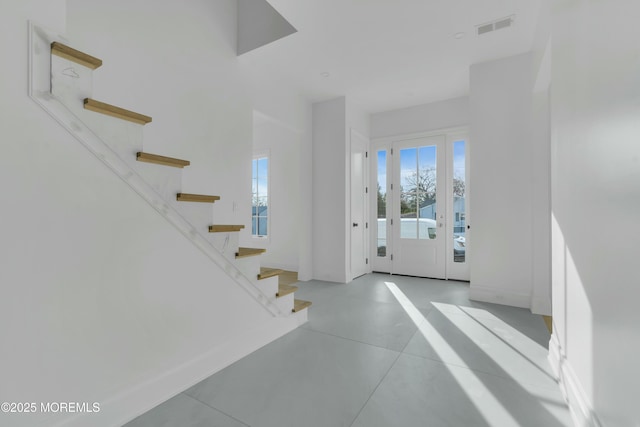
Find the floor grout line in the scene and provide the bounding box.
[300,325,407,354]
[347,350,403,427]
[181,392,252,427]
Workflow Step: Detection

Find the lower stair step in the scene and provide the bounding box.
[137,152,190,168]
[292,299,312,313]
[209,225,245,233]
[176,193,220,203]
[258,267,284,280]
[236,247,266,258]
[277,284,298,298]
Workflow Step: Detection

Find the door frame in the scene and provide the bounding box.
[370,126,470,280]
[445,131,470,281]
[349,129,370,281]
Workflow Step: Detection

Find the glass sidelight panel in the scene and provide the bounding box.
[252,156,268,236]
[452,140,466,262]
[377,150,387,256]
[399,146,437,240]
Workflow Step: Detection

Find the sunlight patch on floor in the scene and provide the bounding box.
[384,281,518,426]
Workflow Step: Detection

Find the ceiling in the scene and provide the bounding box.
[238,0,542,114]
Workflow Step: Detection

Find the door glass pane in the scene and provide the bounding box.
[400,146,437,240]
[453,140,466,262]
[377,150,387,257]
[418,145,437,239]
[399,148,418,239]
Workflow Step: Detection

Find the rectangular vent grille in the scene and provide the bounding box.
[477,15,514,36]
[478,23,494,35]
[494,17,513,30]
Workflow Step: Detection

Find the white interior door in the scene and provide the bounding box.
[350,130,369,280]
[392,135,446,278]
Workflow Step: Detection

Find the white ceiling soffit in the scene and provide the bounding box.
[237,0,297,55]
[239,0,541,113]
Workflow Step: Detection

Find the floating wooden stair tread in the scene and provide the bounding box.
[51,42,102,70]
[292,299,312,313]
[278,270,298,286]
[176,193,220,203]
[236,247,266,259]
[277,284,298,298]
[258,267,284,280]
[209,225,245,233]
[84,98,152,125]
[137,152,190,168]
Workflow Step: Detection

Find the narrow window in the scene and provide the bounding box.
[252,156,268,237]
[377,150,387,257]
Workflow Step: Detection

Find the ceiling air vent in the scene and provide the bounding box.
[477,15,515,36]
[478,23,494,35]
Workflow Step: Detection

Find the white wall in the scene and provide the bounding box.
[239,70,314,280]
[529,0,552,316]
[0,1,298,426]
[250,114,303,271]
[469,53,536,308]
[549,1,640,426]
[312,98,348,282]
[66,0,252,228]
[370,96,469,139]
[311,97,369,283]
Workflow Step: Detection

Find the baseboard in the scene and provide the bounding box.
[53,317,301,427]
[548,333,603,427]
[469,284,531,309]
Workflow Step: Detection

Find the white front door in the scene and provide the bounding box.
[350,130,369,280]
[392,135,446,278]
[371,130,470,280]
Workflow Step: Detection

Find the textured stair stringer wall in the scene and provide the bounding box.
[11,19,302,427]
[30,22,281,318]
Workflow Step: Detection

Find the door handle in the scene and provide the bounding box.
[353,223,359,227]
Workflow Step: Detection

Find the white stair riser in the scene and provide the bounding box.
[256,275,279,298]
[208,232,240,258]
[275,292,294,312]
[233,255,261,279]
[134,161,183,202]
[174,201,213,237]
[290,308,308,325]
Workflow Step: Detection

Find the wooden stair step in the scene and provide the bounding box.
[84,98,152,125]
[278,270,299,286]
[258,267,284,280]
[51,42,102,70]
[209,225,245,233]
[292,299,312,313]
[235,247,266,259]
[137,152,190,168]
[176,193,220,203]
[277,284,298,298]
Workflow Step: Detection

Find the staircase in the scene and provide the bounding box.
[33,30,311,320]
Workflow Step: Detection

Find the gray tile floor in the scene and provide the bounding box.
[124,273,572,427]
